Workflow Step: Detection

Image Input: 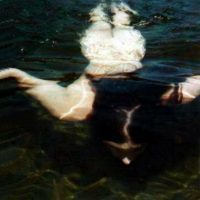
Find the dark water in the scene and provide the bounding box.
[0,0,200,199]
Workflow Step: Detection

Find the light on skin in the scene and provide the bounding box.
[122,157,131,165]
[59,78,95,120]
[0,68,95,121]
[160,82,198,104]
[105,106,142,165]
[122,107,140,140]
[120,106,141,165]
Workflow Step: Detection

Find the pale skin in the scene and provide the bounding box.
[1,2,200,165]
[0,68,95,121]
[0,67,199,166]
[0,68,198,123]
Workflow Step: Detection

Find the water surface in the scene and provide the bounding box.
[0,0,199,199]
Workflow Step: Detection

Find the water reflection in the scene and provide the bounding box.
[0,0,199,199]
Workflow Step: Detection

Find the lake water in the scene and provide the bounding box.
[0,0,199,199]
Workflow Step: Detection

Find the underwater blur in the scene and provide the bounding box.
[0,0,199,199]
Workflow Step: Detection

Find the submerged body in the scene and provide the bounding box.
[0,2,199,164]
[0,66,199,164]
[0,68,95,121]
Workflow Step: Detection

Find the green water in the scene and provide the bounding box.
[0,0,199,199]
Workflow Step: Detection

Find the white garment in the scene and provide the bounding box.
[112,25,146,62]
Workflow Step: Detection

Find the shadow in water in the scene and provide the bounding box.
[86,70,200,179]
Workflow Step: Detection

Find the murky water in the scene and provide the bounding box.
[0,0,199,199]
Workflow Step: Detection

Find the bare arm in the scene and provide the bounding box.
[160,76,200,104]
[0,68,95,121]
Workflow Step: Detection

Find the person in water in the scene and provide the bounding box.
[0,2,199,164]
